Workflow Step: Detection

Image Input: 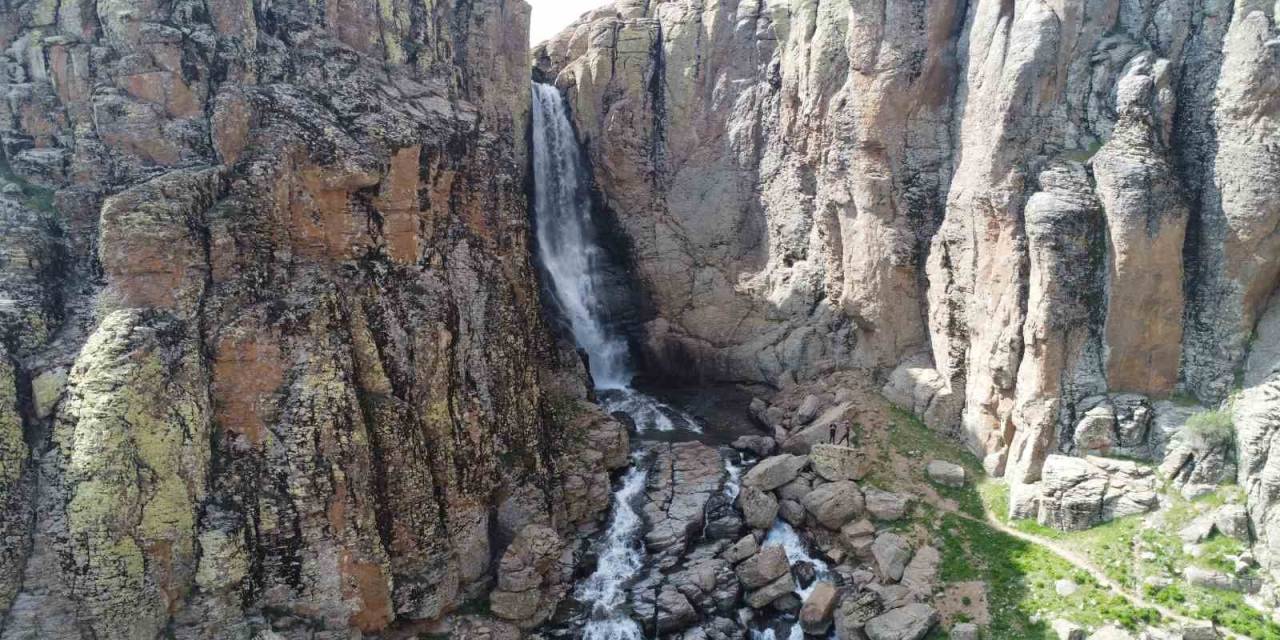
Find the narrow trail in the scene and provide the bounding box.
[950,509,1246,640]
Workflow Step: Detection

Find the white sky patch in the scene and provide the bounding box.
[528,0,614,45]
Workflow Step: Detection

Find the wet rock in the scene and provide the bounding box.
[732,435,777,458]
[704,492,745,540]
[743,454,809,491]
[871,533,913,582]
[863,603,938,640]
[644,442,726,567]
[793,561,816,589]
[800,581,838,635]
[811,444,869,482]
[771,592,802,614]
[735,546,789,590]
[864,488,911,521]
[738,486,779,530]
[925,460,966,488]
[802,481,864,529]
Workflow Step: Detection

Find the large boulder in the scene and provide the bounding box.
[871,532,913,582]
[738,486,780,530]
[735,546,789,589]
[833,589,884,639]
[802,481,865,529]
[864,487,911,521]
[811,444,869,481]
[1036,455,1158,531]
[863,603,939,640]
[799,582,838,635]
[745,572,796,608]
[925,460,966,488]
[743,454,809,491]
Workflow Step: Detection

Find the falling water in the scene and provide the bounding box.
[577,463,649,640]
[531,82,633,389]
[530,83,700,434]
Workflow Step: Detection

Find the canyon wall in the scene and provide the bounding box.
[537,0,1279,570]
[0,0,628,637]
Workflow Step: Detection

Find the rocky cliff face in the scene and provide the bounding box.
[537,0,1278,575]
[0,0,629,637]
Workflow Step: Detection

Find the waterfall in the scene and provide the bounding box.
[530,82,700,434]
[531,82,633,389]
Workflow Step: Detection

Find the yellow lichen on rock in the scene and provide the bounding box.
[52,310,210,640]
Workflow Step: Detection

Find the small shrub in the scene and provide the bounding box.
[1181,410,1234,451]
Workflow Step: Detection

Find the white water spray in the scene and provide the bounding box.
[530,83,700,434]
[531,83,632,389]
[578,464,649,640]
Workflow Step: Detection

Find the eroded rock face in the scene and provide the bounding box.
[0,0,623,636]
[536,0,1280,517]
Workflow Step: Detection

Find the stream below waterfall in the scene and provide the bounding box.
[531,82,832,639]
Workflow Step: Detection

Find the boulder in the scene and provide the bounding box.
[793,560,817,588]
[863,603,939,640]
[735,546,789,589]
[654,587,698,633]
[796,394,822,424]
[745,572,796,608]
[744,454,809,491]
[802,481,865,529]
[1036,455,1158,531]
[1214,504,1250,541]
[872,532,913,582]
[811,443,869,481]
[1088,626,1135,640]
[833,589,884,638]
[1073,400,1118,454]
[864,487,911,521]
[1053,619,1086,640]
[1179,516,1216,543]
[738,486,780,530]
[926,460,966,487]
[799,582,838,635]
[840,519,877,557]
[722,534,759,564]
[733,435,777,458]
[1184,566,1260,593]
[900,546,939,595]
[777,476,814,502]
[1180,622,1219,640]
[779,499,806,526]
[951,622,980,640]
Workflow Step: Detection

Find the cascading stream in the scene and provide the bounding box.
[577,462,649,640]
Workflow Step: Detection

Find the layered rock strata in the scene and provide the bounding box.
[0,0,626,637]
[536,0,1279,576]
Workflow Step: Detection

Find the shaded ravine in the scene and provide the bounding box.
[533,82,838,638]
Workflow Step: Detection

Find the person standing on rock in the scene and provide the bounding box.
[829,424,837,444]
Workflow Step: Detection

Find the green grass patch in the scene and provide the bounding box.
[0,157,56,213]
[937,513,1162,638]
